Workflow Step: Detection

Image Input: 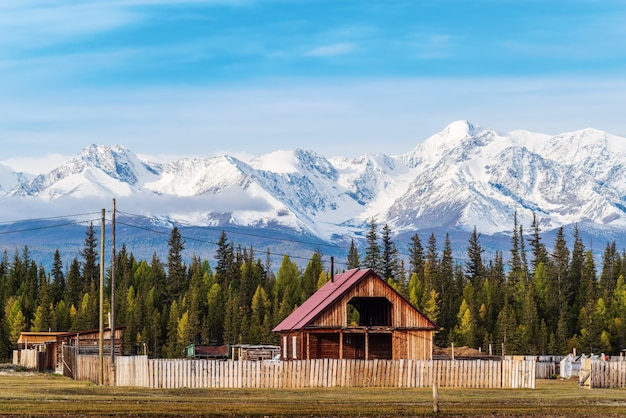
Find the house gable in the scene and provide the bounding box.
[309,271,437,330]
[274,268,437,332]
[273,269,437,361]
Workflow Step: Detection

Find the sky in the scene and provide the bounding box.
[2,0,626,174]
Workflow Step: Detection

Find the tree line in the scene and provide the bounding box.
[1,213,625,360]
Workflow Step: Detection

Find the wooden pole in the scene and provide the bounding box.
[432,381,439,413]
[99,208,105,385]
[110,199,116,384]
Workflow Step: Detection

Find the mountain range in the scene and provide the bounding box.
[2,120,626,268]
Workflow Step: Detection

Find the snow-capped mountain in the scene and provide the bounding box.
[3,120,626,264]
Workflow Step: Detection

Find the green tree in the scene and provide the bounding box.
[250,285,272,343]
[273,255,301,324]
[465,226,484,285]
[49,249,65,305]
[346,240,360,270]
[408,233,424,278]
[302,252,323,301]
[528,212,548,275]
[363,218,381,272]
[5,298,26,345]
[381,224,399,281]
[451,299,476,348]
[80,223,99,294]
[166,227,186,302]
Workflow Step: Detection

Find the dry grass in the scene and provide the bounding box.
[0,371,624,417]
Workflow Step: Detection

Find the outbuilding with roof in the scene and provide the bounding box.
[273,268,438,361]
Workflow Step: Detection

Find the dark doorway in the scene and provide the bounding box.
[347,297,392,326]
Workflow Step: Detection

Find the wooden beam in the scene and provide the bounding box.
[339,330,343,360]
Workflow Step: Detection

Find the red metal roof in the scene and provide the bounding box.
[273,268,375,332]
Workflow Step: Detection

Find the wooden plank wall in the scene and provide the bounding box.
[72,357,536,389]
[586,360,626,388]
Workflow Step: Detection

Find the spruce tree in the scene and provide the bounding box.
[381,224,398,280]
[528,212,548,274]
[80,223,99,294]
[408,233,424,278]
[363,218,381,272]
[346,239,360,270]
[465,226,484,286]
[50,249,65,305]
[166,227,186,302]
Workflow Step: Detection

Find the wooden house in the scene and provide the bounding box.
[273,268,438,361]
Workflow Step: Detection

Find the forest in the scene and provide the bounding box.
[1,212,625,361]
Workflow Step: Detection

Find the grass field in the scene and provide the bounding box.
[0,370,625,417]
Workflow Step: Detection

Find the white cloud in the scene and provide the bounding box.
[1,76,626,164]
[2,154,72,175]
[306,43,356,57]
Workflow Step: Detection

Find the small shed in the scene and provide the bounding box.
[186,344,230,359]
[273,268,438,361]
[15,332,66,371]
[231,344,280,361]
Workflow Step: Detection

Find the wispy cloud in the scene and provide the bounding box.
[305,42,356,57]
[2,154,72,175]
[3,76,626,168]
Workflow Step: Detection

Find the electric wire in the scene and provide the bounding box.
[0,208,472,270]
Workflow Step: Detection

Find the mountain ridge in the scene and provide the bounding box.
[3,120,626,263]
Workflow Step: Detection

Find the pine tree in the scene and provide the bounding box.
[5,298,26,344]
[509,213,523,282]
[451,299,476,348]
[408,233,424,278]
[363,218,381,272]
[166,227,186,302]
[273,255,301,324]
[206,281,224,344]
[568,226,585,313]
[50,249,65,305]
[214,230,234,287]
[549,227,570,324]
[465,226,484,285]
[600,241,619,296]
[528,212,548,275]
[164,299,181,358]
[346,240,360,270]
[80,223,99,294]
[250,285,271,343]
[381,224,398,280]
[302,252,323,301]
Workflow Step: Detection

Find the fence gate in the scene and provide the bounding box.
[62,345,77,379]
[579,357,592,389]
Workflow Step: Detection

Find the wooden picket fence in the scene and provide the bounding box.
[74,356,535,389]
[579,358,626,389]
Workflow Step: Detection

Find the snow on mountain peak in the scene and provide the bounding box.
[3,122,626,247]
[250,149,300,174]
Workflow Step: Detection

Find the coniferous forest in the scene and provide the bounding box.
[2,213,626,361]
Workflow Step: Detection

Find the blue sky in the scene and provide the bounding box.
[2,0,626,173]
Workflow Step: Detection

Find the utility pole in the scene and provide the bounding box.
[110,199,116,385]
[99,208,105,385]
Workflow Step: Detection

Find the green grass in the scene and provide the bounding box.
[0,372,624,417]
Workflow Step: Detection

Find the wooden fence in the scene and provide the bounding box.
[579,358,626,389]
[74,356,535,389]
[13,349,46,372]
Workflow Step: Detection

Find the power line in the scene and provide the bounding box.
[114,216,337,265]
[115,210,344,250]
[0,211,102,225]
[0,218,100,235]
